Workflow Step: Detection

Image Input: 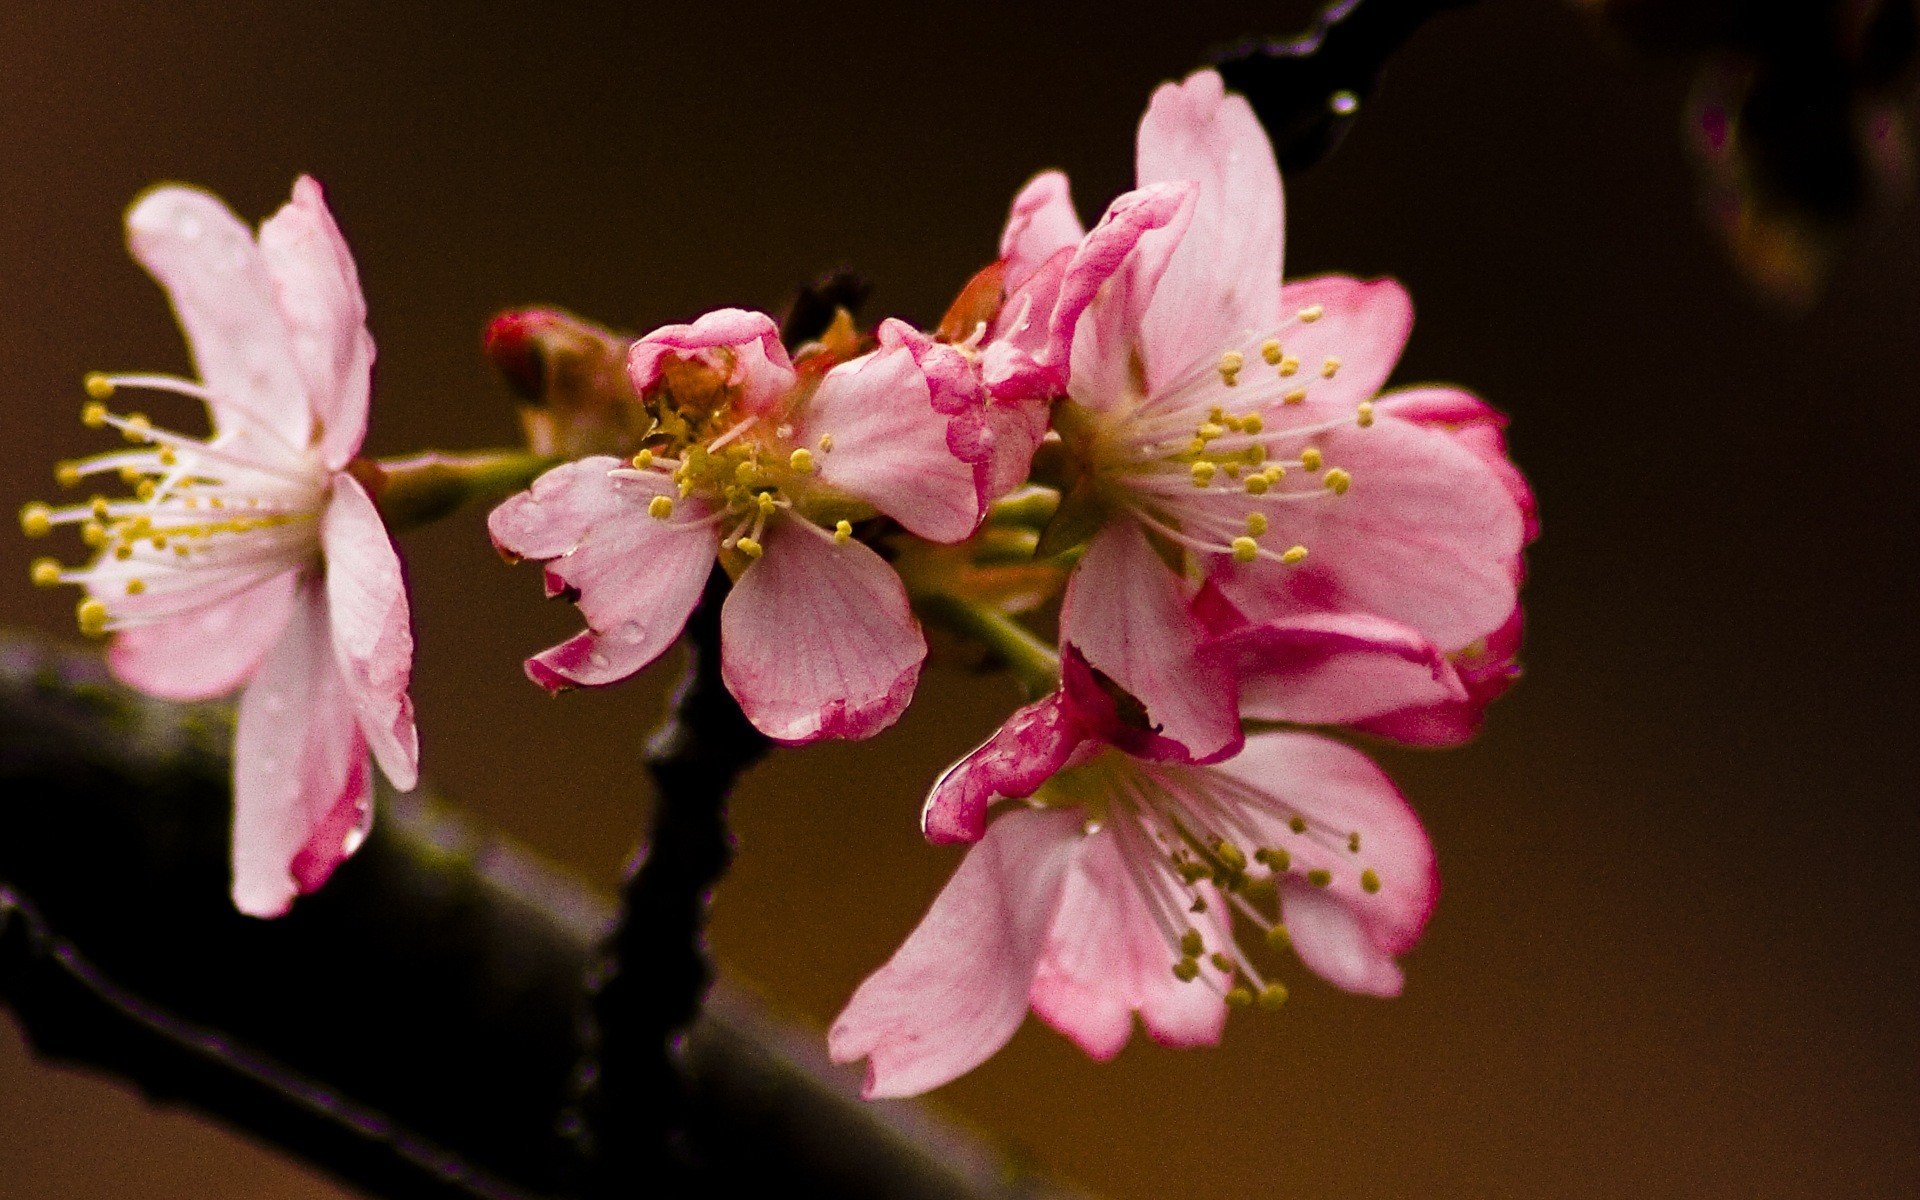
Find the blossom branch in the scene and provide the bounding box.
[0,634,1090,1200]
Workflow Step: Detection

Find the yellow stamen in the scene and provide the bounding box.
[819,434,834,452]
[76,598,109,637]
[1179,929,1205,958]
[1322,357,1341,378]
[1356,401,1375,428]
[1257,983,1289,1010]
[1225,986,1254,1008]
[122,413,152,443]
[647,495,674,520]
[82,401,109,428]
[1281,545,1308,565]
[1324,467,1352,494]
[1289,816,1309,834]
[1240,413,1262,435]
[30,558,62,587]
[1299,304,1324,322]
[19,502,53,538]
[135,479,157,502]
[788,447,815,473]
[1245,512,1269,536]
[1300,447,1323,471]
[81,521,107,548]
[1190,461,1217,487]
[1279,356,1299,377]
[1218,350,1244,385]
[1282,387,1307,405]
[632,449,654,469]
[55,462,82,488]
[124,579,146,596]
[1265,923,1292,950]
[83,373,115,401]
[1244,474,1270,496]
[1172,958,1200,982]
[1361,868,1382,894]
[1231,536,1259,563]
[833,519,852,544]
[1307,868,1333,888]
[735,536,764,559]
[1260,339,1283,365]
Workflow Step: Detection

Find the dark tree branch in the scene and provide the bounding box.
[1212,0,1477,172]
[0,634,1090,1200]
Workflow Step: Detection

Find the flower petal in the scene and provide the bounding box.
[1030,828,1229,1059]
[798,342,983,543]
[626,307,795,416]
[1060,520,1240,762]
[488,456,634,562]
[1216,414,1526,651]
[538,476,715,638]
[830,807,1082,1098]
[1270,276,1413,416]
[1281,880,1406,997]
[922,690,1088,845]
[1211,731,1437,960]
[1357,604,1524,746]
[257,176,375,469]
[720,522,925,744]
[230,580,373,918]
[1200,603,1467,728]
[106,569,298,702]
[125,185,310,453]
[1376,385,1539,543]
[999,170,1084,294]
[1133,69,1284,392]
[321,474,419,791]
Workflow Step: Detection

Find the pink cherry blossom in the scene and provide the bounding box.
[1027,70,1528,760]
[488,308,983,743]
[25,178,418,918]
[830,654,1435,1098]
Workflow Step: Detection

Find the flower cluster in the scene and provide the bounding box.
[20,69,1531,1095]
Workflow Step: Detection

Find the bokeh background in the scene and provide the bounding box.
[3,1,1917,1196]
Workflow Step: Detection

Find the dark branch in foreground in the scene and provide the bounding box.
[0,635,1087,1200]
[1212,0,1477,172]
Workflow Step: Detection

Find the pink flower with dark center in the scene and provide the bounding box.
[488,308,984,743]
[1028,70,1530,761]
[829,653,1435,1099]
[21,178,418,918]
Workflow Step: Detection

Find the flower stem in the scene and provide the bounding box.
[915,592,1062,699]
[351,449,558,532]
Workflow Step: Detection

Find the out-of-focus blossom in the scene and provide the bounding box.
[20,178,418,918]
[488,308,983,743]
[830,653,1435,1098]
[484,307,651,459]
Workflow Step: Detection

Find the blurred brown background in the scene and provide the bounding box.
[3,1,1917,1196]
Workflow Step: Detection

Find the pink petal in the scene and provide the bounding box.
[230,581,373,918]
[626,307,795,416]
[537,477,715,640]
[922,691,1088,845]
[1212,731,1436,960]
[1271,277,1413,416]
[320,474,419,791]
[1060,520,1240,762]
[1358,604,1524,746]
[797,342,983,543]
[107,569,298,702]
[256,176,375,470]
[999,170,1085,294]
[526,625,692,693]
[124,185,311,454]
[720,521,925,744]
[488,456,634,562]
[1133,70,1284,393]
[1376,385,1539,543]
[1214,414,1526,652]
[1043,180,1196,383]
[1030,828,1229,1059]
[1200,603,1467,728]
[830,807,1082,1098]
[1281,880,1406,997]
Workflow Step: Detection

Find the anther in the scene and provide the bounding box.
[54,462,82,487]
[83,373,115,401]
[1191,461,1217,487]
[119,466,143,485]
[1322,358,1341,378]
[1210,951,1235,973]
[1300,447,1323,471]
[122,413,153,443]
[1225,986,1254,1008]
[135,479,157,502]
[1180,929,1205,958]
[735,536,764,559]
[1307,869,1333,888]
[1289,816,1309,834]
[1215,841,1247,871]
[125,579,146,596]
[1245,513,1269,536]
[1283,387,1307,405]
[1231,536,1259,562]
[1244,474,1269,496]
[1361,869,1382,894]
[1348,832,1362,853]
[1240,413,1262,434]
[19,503,53,538]
[1172,958,1200,982]
[1218,350,1244,385]
[1279,356,1299,377]
[81,521,107,548]
[1298,304,1324,322]
[82,401,108,428]
[632,449,654,469]
[1265,923,1292,951]
[1324,468,1352,494]
[30,558,62,587]
[1257,983,1289,1010]
[757,492,778,516]
[819,434,834,453]
[1261,339,1283,365]
[833,519,852,544]
[1356,401,1374,428]
[789,447,815,473]
[76,598,109,637]
[1255,846,1291,871]
[647,496,674,520]
[1281,545,1308,565]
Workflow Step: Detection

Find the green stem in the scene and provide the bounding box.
[351,449,559,532]
[915,592,1061,700]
